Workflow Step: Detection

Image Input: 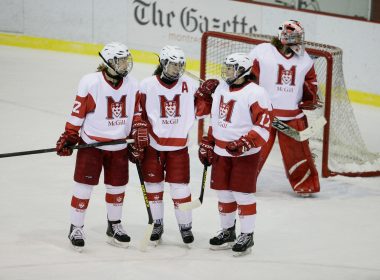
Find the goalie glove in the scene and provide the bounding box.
[226,136,255,157]
[198,136,214,166]
[194,79,219,103]
[56,131,80,156]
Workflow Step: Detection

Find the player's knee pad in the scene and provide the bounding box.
[145,181,164,193]
[169,183,190,199]
[232,191,256,205]
[216,190,235,203]
[73,182,93,198]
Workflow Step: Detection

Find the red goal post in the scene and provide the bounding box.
[198,31,380,178]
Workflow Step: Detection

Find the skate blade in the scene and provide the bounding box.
[107,237,130,248]
[183,243,193,249]
[72,245,84,253]
[298,193,312,198]
[210,242,234,251]
[233,247,252,257]
[150,238,162,247]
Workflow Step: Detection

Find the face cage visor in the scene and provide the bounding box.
[221,63,249,85]
[112,55,133,77]
[162,60,185,81]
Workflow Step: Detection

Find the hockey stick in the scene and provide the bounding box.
[184,71,326,142]
[272,116,327,142]
[0,139,135,158]
[135,161,154,252]
[178,164,208,211]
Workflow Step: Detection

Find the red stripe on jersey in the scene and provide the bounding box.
[218,201,237,213]
[214,138,230,149]
[147,191,164,202]
[65,122,81,133]
[71,196,90,210]
[172,195,191,208]
[272,108,303,118]
[237,203,257,215]
[105,192,125,204]
[71,94,96,119]
[150,131,188,147]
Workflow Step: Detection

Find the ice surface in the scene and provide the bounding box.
[0,46,380,280]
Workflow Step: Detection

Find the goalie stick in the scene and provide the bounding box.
[0,139,135,158]
[184,70,326,142]
[135,161,154,252]
[178,164,208,211]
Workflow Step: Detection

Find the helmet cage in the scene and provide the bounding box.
[278,20,305,55]
[159,45,186,81]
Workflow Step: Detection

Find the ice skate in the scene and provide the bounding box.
[232,233,254,257]
[106,220,130,248]
[209,224,236,250]
[150,220,164,246]
[68,224,85,253]
[179,224,194,247]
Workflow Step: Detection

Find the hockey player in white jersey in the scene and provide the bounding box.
[198,53,273,255]
[248,20,321,196]
[55,42,149,251]
[136,45,214,245]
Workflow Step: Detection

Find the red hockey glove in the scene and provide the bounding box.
[131,120,149,149]
[226,136,254,157]
[127,144,145,164]
[56,131,80,156]
[195,79,219,102]
[198,136,214,166]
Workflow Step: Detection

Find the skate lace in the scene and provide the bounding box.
[70,227,85,240]
[152,225,163,235]
[236,233,251,245]
[181,229,192,238]
[112,223,128,237]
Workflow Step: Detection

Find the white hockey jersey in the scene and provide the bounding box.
[139,75,203,151]
[249,43,317,121]
[211,80,272,157]
[65,71,139,151]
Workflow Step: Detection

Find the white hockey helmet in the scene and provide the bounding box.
[278,20,305,55]
[221,53,252,85]
[99,42,133,77]
[159,45,186,81]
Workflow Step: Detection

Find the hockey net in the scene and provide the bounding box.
[199,31,380,178]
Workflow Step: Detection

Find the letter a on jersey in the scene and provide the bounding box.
[276,65,296,86]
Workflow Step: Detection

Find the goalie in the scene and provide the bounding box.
[248,20,321,196]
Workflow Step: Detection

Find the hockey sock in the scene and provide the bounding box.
[145,182,164,222]
[70,182,93,227]
[170,183,192,226]
[233,191,257,233]
[216,190,237,229]
[105,184,126,222]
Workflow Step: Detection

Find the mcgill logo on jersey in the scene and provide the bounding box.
[106,96,127,119]
[159,94,181,118]
[219,96,236,123]
[276,64,297,86]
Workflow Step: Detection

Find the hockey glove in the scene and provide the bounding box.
[226,136,254,157]
[195,79,219,103]
[127,144,145,163]
[56,131,80,156]
[198,136,214,166]
[131,120,149,149]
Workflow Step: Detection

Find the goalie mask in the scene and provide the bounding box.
[221,53,252,85]
[278,20,305,56]
[159,45,186,81]
[99,42,133,78]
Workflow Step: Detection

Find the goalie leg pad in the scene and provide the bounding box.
[278,117,320,194]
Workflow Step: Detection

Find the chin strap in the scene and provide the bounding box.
[99,52,126,78]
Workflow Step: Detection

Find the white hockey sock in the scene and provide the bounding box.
[105,184,126,222]
[217,190,237,229]
[233,191,257,233]
[70,182,93,227]
[170,183,192,227]
[145,182,164,223]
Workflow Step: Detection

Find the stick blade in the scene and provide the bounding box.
[298,116,327,141]
[178,199,202,211]
[139,223,154,252]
